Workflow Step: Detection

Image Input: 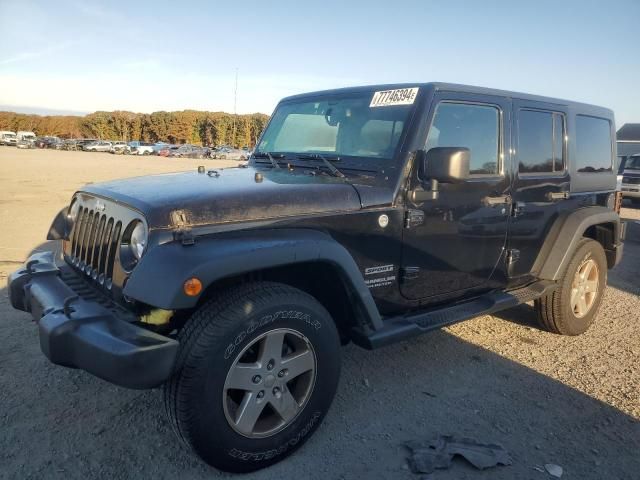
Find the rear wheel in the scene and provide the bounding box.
[535,238,607,335]
[164,282,341,472]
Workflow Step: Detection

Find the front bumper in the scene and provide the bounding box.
[8,251,178,389]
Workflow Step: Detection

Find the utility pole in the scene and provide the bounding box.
[232,68,238,147]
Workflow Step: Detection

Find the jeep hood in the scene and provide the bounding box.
[81,166,362,229]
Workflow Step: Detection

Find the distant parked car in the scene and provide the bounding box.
[110,141,129,154]
[152,142,171,154]
[16,131,36,142]
[128,141,155,155]
[16,139,35,149]
[0,131,18,146]
[157,145,180,157]
[84,140,112,152]
[620,154,640,206]
[169,144,208,159]
[34,136,63,149]
[210,147,248,160]
[75,139,98,151]
[62,139,79,150]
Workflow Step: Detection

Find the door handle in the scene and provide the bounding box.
[547,191,570,201]
[482,195,511,207]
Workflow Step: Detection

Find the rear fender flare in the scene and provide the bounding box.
[534,207,621,280]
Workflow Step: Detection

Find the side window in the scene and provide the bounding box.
[517,110,565,174]
[575,115,613,173]
[425,102,500,175]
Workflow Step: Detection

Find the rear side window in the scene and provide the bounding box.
[517,110,565,174]
[426,102,500,175]
[575,115,612,173]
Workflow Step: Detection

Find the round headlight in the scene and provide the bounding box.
[130,222,147,260]
[67,200,81,224]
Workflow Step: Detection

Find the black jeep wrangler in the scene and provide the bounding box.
[8,83,625,472]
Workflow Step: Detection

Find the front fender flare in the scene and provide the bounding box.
[124,229,383,329]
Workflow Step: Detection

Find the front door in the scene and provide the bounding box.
[400,93,512,301]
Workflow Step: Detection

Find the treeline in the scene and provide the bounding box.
[0,110,270,147]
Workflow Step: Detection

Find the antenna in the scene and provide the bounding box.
[232,68,238,147]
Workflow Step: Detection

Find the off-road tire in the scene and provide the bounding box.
[164,281,341,473]
[535,238,607,335]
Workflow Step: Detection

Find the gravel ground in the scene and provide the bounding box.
[0,148,638,480]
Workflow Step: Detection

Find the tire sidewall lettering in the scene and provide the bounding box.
[226,411,322,462]
[224,309,322,359]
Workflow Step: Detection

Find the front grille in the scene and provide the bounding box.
[60,266,137,322]
[622,176,640,185]
[68,207,122,289]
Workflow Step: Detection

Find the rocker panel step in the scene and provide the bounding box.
[352,281,556,349]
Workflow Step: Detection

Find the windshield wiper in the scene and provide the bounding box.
[296,153,345,178]
[252,151,284,168]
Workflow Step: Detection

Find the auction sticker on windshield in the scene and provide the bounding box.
[370,87,419,107]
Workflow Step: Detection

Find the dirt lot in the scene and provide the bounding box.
[0,148,638,480]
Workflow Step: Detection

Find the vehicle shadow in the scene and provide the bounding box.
[1,251,638,479]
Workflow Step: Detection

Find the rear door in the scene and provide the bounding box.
[508,100,570,281]
[400,92,512,301]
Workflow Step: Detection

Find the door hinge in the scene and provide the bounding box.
[506,249,520,265]
[405,209,425,228]
[511,201,525,217]
[401,266,420,281]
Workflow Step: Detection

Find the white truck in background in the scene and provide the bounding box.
[17,131,36,142]
[0,131,18,146]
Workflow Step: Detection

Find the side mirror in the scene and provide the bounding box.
[410,147,470,203]
[423,147,470,183]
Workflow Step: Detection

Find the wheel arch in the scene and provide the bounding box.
[534,206,622,280]
[195,260,371,342]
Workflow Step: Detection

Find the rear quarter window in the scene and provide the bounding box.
[575,115,612,173]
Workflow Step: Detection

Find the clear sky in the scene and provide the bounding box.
[1,0,638,125]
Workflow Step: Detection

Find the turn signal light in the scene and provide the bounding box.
[184,277,203,297]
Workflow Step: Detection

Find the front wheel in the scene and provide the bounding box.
[164,282,341,472]
[535,238,607,335]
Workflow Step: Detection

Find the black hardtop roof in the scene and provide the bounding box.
[280,82,613,118]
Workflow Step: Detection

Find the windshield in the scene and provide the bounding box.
[255,90,416,163]
[4,133,16,138]
[623,156,640,170]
